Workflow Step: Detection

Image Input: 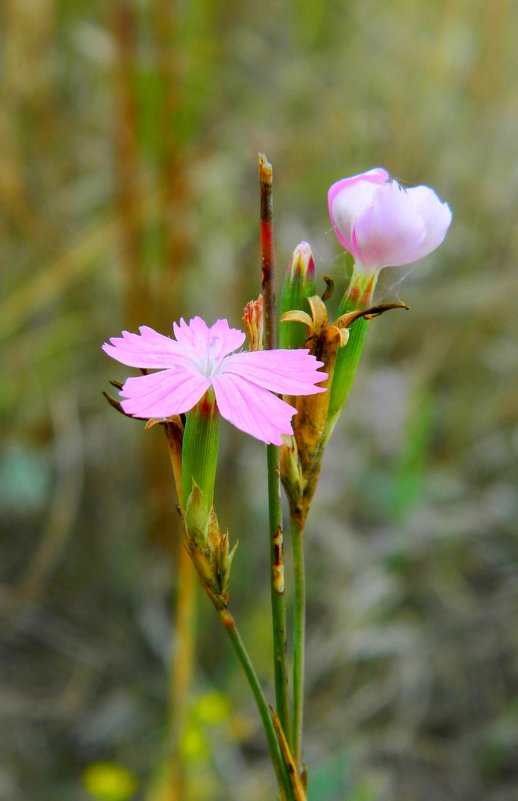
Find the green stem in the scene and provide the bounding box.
[259,153,291,740]
[164,542,197,801]
[219,609,294,801]
[291,516,305,767]
[267,443,291,736]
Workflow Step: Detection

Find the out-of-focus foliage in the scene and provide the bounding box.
[83,762,138,801]
[1,0,517,800]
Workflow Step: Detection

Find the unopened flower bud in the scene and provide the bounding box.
[279,241,316,349]
[328,168,452,275]
[242,295,264,351]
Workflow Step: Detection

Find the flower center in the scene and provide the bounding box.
[198,335,225,377]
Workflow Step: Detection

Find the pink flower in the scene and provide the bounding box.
[328,168,452,273]
[103,316,327,445]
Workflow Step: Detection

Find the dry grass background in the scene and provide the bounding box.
[1,1,517,799]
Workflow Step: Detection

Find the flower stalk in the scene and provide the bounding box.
[291,516,306,769]
[259,152,291,741]
[218,608,295,801]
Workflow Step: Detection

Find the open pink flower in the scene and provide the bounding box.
[328,168,452,274]
[103,316,327,445]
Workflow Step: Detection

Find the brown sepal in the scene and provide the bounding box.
[320,274,334,302]
[335,300,409,329]
[270,708,307,801]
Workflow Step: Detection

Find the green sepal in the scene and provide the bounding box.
[279,241,316,349]
[325,267,378,441]
[182,390,220,542]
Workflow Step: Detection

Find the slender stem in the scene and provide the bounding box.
[291,516,306,767]
[164,543,196,801]
[267,443,290,735]
[218,609,294,801]
[161,419,195,801]
[259,153,276,352]
[259,153,291,738]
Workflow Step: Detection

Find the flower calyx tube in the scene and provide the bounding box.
[325,266,410,441]
[323,267,379,441]
[182,389,220,545]
[181,389,236,609]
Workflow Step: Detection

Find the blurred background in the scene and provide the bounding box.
[1,0,517,799]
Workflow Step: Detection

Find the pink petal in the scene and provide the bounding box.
[353,182,426,271]
[405,185,453,261]
[102,326,190,369]
[328,168,389,202]
[212,373,297,445]
[120,368,210,418]
[220,350,327,395]
[172,316,210,351]
[172,316,245,361]
[208,319,247,358]
[328,169,389,254]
